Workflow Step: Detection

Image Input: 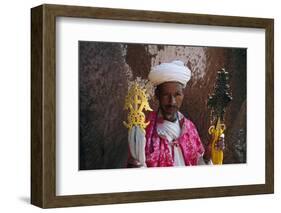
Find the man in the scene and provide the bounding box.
[128,60,224,167]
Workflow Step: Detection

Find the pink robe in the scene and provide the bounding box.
[145,111,205,167]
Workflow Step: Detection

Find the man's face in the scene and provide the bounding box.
[156,82,184,122]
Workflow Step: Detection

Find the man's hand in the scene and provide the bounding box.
[203,134,225,163]
[215,134,225,151]
[127,157,142,168]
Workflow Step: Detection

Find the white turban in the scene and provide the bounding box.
[148,60,191,88]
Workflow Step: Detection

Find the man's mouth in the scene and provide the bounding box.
[165,106,177,113]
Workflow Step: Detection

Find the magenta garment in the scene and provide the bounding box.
[145,111,205,167]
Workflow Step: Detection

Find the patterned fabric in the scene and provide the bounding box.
[145,111,205,167]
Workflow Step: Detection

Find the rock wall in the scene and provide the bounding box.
[79,41,247,170]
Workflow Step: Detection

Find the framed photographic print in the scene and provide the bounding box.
[31,4,274,208]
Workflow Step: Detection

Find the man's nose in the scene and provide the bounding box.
[168,95,176,104]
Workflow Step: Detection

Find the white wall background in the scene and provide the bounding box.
[0,0,279,212]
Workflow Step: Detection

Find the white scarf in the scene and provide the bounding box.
[157,119,181,143]
[157,119,186,166]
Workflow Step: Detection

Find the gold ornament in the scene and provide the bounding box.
[123,82,152,132]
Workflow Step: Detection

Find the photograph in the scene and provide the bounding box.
[79,41,247,170]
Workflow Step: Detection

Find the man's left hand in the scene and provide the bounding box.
[203,134,225,163]
[214,134,225,151]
